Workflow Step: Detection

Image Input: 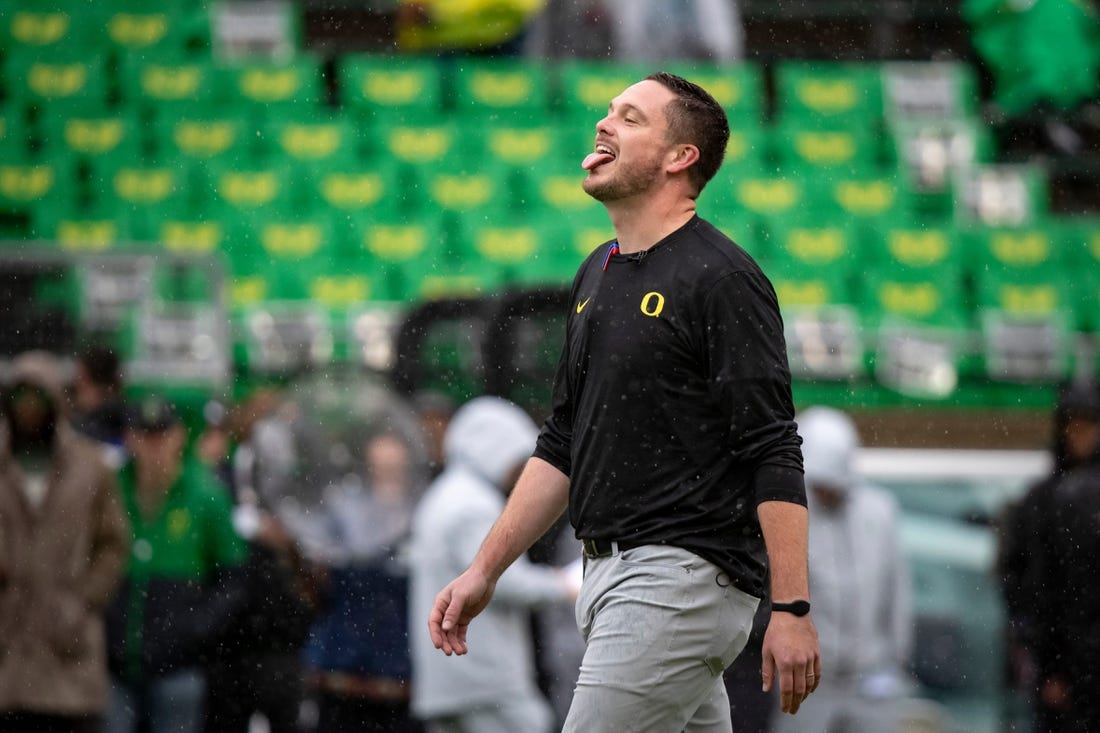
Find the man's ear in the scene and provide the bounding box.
[666,144,700,174]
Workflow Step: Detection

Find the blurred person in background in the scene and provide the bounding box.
[1000,381,1100,732]
[411,390,456,480]
[203,392,322,733]
[604,0,744,62]
[409,396,578,733]
[304,429,426,733]
[395,0,546,56]
[105,395,248,733]
[772,406,913,733]
[0,351,130,733]
[69,343,129,466]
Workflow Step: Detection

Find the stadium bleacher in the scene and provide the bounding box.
[0,0,1097,422]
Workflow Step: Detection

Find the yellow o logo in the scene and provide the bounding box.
[640,291,665,317]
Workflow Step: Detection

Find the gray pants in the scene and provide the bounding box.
[564,544,759,732]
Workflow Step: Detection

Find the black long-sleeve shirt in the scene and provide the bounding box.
[534,215,805,598]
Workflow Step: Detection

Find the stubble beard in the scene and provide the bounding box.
[582,155,664,203]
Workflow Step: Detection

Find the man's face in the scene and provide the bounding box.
[127,425,186,474]
[1064,416,1100,464]
[6,384,56,453]
[582,80,677,202]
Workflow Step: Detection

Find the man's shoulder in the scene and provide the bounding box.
[684,217,766,278]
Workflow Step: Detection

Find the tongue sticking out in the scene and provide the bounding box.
[582,151,615,171]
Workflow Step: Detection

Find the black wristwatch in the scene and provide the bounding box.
[771,600,811,617]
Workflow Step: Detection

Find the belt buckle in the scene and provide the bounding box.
[582,538,613,559]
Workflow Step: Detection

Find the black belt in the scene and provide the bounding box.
[581,538,645,559]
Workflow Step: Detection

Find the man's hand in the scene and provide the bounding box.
[761,611,821,715]
[428,568,496,656]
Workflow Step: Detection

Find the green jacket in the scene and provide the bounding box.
[106,456,247,680]
[964,0,1100,114]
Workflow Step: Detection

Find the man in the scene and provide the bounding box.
[69,343,128,464]
[773,406,912,733]
[411,396,576,733]
[0,351,131,733]
[429,72,819,731]
[104,395,248,733]
[1000,380,1100,731]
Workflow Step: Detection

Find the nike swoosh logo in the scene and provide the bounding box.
[576,297,590,314]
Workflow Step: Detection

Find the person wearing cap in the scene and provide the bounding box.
[104,395,248,733]
[0,351,131,733]
[772,406,913,733]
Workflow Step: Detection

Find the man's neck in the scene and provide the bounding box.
[604,193,697,255]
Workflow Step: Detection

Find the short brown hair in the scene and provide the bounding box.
[645,71,729,197]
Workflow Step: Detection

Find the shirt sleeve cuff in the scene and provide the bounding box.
[753,464,807,506]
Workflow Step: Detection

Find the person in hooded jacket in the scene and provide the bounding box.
[772,406,912,733]
[999,380,1100,732]
[0,350,131,733]
[409,396,577,733]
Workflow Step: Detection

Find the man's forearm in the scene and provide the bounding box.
[470,456,570,582]
[757,500,810,602]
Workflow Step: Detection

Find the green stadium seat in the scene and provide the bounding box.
[867,223,961,272]
[820,174,908,222]
[860,265,968,329]
[664,62,765,123]
[761,219,861,271]
[347,213,446,301]
[251,214,337,264]
[119,56,223,115]
[201,161,300,218]
[152,110,259,166]
[963,224,1066,275]
[478,123,566,169]
[303,262,383,308]
[772,121,882,175]
[374,119,474,167]
[30,204,126,253]
[559,61,653,121]
[973,267,1074,323]
[337,55,443,123]
[457,216,577,287]
[260,113,361,165]
[766,258,857,312]
[221,57,323,111]
[303,160,402,218]
[775,62,883,127]
[133,213,235,259]
[451,59,551,121]
[0,158,75,218]
[3,50,109,109]
[41,108,144,166]
[1,2,88,54]
[94,1,208,58]
[422,163,511,218]
[87,158,194,226]
[526,160,604,220]
[723,173,811,221]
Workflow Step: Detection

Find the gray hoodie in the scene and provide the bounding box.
[800,406,912,691]
[409,396,571,719]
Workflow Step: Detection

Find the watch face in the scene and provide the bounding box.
[774,600,811,616]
